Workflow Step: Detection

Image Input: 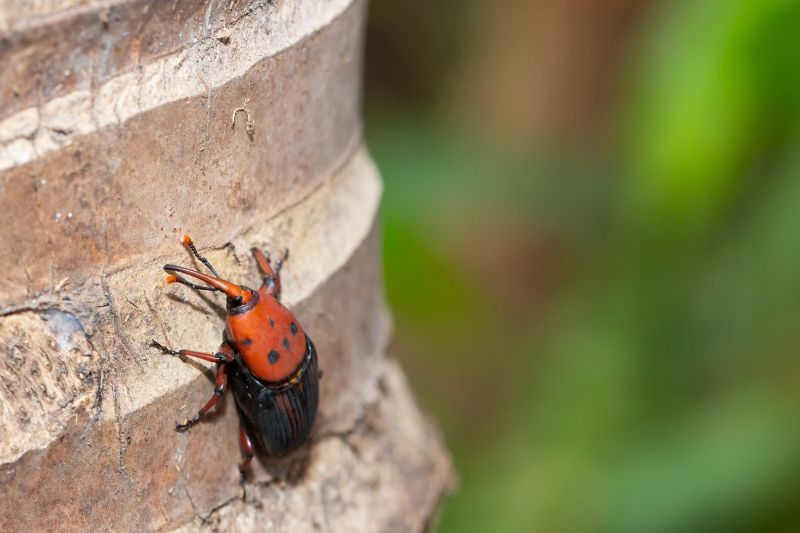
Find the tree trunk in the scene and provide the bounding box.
[0,1,454,530]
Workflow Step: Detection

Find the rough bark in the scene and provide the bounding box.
[0,1,454,531]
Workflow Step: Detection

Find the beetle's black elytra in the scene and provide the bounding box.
[229,340,320,456]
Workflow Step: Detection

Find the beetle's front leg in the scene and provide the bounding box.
[150,340,234,364]
[176,362,229,431]
[252,247,289,299]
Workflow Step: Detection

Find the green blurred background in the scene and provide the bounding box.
[363,0,800,531]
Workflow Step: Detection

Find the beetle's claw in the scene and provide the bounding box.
[260,247,290,266]
[275,248,289,273]
[238,468,247,499]
[151,340,178,356]
[175,419,194,431]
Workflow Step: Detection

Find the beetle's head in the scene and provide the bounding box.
[224,285,256,312]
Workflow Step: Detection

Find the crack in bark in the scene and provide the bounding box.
[183,484,202,522]
[0,295,59,317]
[91,367,104,420]
[110,377,130,480]
[98,263,135,482]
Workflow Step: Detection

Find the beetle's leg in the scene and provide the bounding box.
[149,341,234,430]
[252,247,289,298]
[150,340,234,364]
[274,248,289,275]
[238,421,256,485]
[176,361,229,431]
[182,235,220,278]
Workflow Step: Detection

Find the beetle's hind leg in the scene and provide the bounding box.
[252,246,289,298]
[238,420,256,497]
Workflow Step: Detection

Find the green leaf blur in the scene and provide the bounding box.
[365,0,800,531]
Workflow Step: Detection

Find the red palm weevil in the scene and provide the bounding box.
[151,236,320,482]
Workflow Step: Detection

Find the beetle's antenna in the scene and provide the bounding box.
[182,235,221,278]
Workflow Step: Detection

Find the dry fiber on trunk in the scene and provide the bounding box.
[0,1,454,530]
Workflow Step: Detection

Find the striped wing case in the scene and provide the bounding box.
[228,337,320,456]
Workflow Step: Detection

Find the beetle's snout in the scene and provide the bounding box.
[163,264,253,304]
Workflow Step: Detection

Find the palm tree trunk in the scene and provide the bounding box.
[0,1,454,530]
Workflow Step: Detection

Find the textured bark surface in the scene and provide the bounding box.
[0,1,454,531]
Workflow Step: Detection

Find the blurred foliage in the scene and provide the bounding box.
[365,0,800,531]
[620,0,800,244]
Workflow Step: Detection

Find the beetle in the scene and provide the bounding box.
[150,235,320,483]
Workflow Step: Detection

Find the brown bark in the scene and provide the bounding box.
[0,1,454,530]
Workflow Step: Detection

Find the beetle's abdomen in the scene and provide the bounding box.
[228,338,320,456]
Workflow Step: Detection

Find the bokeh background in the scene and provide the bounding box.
[363,0,800,531]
